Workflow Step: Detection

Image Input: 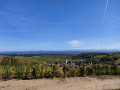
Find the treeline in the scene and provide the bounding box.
[0,64,120,80]
[0,56,38,66]
[72,52,120,65]
[72,53,108,60]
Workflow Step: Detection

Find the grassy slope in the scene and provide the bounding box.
[0,55,5,62]
[18,54,74,64]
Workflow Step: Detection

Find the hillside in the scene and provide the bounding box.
[0,55,5,63]
[71,52,120,65]
[0,56,32,66]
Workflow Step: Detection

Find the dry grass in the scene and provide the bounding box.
[0,76,120,90]
[0,55,4,63]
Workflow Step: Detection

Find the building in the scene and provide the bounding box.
[66,59,68,64]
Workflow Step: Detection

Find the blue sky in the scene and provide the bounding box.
[0,0,120,51]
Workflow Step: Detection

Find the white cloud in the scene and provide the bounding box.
[66,40,83,47]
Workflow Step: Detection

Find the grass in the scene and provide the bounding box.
[17,54,76,64]
[0,55,5,62]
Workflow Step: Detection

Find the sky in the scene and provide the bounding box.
[0,0,120,51]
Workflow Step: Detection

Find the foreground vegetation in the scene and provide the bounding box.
[0,64,120,80]
[0,52,120,80]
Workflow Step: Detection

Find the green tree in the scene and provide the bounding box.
[85,66,93,76]
[15,66,24,79]
[44,66,53,78]
[67,67,76,77]
[3,66,11,79]
[76,66,84,77]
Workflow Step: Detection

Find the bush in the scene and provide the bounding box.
[67,67,76,77]
[0,66,3,79]
[92,65,101,75]
[85,66,93,76]
[24,66,32,79]
[32,66,40,78]
[3,66,11,79]
[62,65,69,77]
[44,66,53,78]
[76,66,84,77]
[15,66,25,79]
[0,64,120,80]
[40,65,45,78]
[53,65,64,78]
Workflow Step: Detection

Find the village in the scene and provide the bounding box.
[42,59,93,69]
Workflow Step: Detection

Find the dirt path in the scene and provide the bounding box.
[0,77,120,90]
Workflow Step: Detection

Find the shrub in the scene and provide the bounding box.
[76,66,84,77]
[44,66,53,78]
[0,66,3,79]
[85,66,93,76]
[32,66,40,78]
[53,65,64,78]
[24,66,32,79]
[67,67,76,77]
[62,65,69,77]
[3,66,11,79]
[15,66,25,79]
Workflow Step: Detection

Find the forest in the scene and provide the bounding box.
[0,52,120,80]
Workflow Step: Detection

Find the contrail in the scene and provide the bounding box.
[103,0,109,22]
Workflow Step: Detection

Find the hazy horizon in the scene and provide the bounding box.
[1,48,120,52]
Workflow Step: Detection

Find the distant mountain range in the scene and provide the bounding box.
[0,49,120,54]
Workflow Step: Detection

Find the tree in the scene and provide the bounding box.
[3,66,11,79]
[32,66,40,78]
[62,64,68,77]
[67,67,76,77]
[24,66,32,79]
[53,65,64,78]
[44,66,53,78]
[85,66,93,76]
[76,66,84,77]
[15,66,24,79]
